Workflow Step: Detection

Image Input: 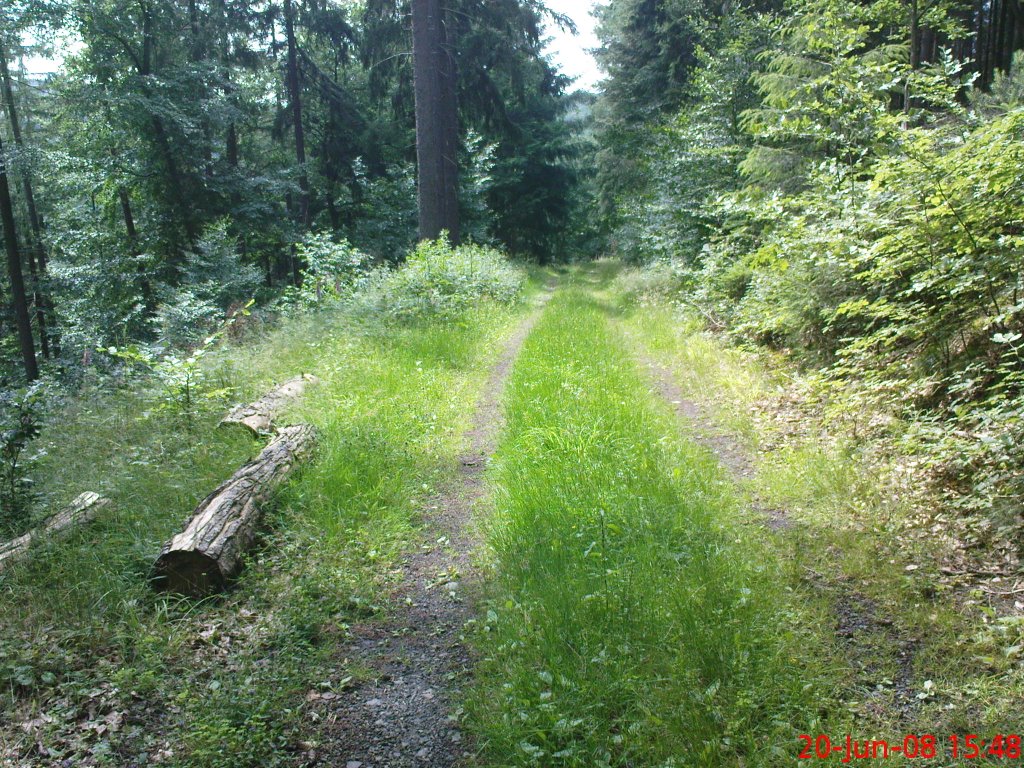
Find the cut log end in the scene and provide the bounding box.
[150,550,226,597]
[220,374,320,437]
[152,424,317,596]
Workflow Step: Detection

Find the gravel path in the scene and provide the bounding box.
[319,288,554,768]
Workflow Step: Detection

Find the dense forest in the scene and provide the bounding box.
[592,0,1024,546]
[1,0,1023,764]
[0,0,590,380]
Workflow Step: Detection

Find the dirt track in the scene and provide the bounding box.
[319,287,554,768]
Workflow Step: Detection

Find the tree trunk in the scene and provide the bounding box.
[216,0,240,171]
[909,0,921,70]
[227,122,239,167]
[118,185,155,314]
[1,45,54,358]
[188,0,216,179]
[0,493,109,572]
[439,17,459,244]
[151,424,317,596]
[998,0,1014,72]
[220,374,320,437]
[0,133,38,381]
[22,238,49,359]
[284,0,310,235]
[412,0,460,243]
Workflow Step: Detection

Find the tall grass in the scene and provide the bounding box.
[469,279,837,767]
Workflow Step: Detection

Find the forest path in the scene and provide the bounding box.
[320,283,557,768]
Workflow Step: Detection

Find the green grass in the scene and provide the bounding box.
[468,270,841,767]
[0,272,544,766]
[614,284,1024,754]
[8,256,1018,767]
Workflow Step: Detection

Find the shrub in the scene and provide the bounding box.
[154,289,223,348]
[611,261,691,303]
[104,302,250,425]
[356,235,525,321]
[0,385,44,536]
[280,234,373,311]
[157,220,262,346]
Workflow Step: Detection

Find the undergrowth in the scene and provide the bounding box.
[354,235,525,322]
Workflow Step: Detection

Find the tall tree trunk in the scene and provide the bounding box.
[983,0,1000,85]
[217,0,240,171]
[1015,1,1024,62]
[0,134,39,381]
[412,0,460,243]
[972,0,985,69]
[118,185,155,314]
[227,122,239,168]
[284,0,310,235]
[1,44,53,358]
[909,0,921,70]
[22,236,48,358]
[998,0,1014,72]
[188,0,214,177]
[439,23,460,244]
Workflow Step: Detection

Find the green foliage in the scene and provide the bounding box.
[152,220,261,347]
[671,105,1023,545]
[598,0,1024,540]
[178,221,263,314]
[702,106,1024,529]
[183,713,283,768]
[1,0,587,386]
[619,295,1024,742]
[105,302,251,424]
[357,235,525,321]
[611,260,692,302]
[0,384,44,535]
[970,51,1024,116]
[345,161,419,261]
[0,267,533,765]
[616,11,767,264]
[592,0,706,218]
[282,233,373,310]
[739,0,905,186]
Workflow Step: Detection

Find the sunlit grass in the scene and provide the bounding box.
[614,285,1024,749]
[469,273,838,767]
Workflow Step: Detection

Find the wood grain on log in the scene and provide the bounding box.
[220,374,319,437]
[152,424,317,596]
[0,492,109,572]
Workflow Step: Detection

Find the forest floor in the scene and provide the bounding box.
[1,262,1021,767]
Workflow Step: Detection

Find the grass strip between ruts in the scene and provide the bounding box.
[469,267,842,767]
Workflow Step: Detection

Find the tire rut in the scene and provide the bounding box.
[622,326,923,726]
[315,287,555,768]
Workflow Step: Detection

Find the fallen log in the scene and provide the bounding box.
[151,424,317,596]
[220,374,320,437]
[0,492,110,572]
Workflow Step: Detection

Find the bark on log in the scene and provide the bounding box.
[220,374,320,437]
[0,492,109,572]
[152,424,317,596]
